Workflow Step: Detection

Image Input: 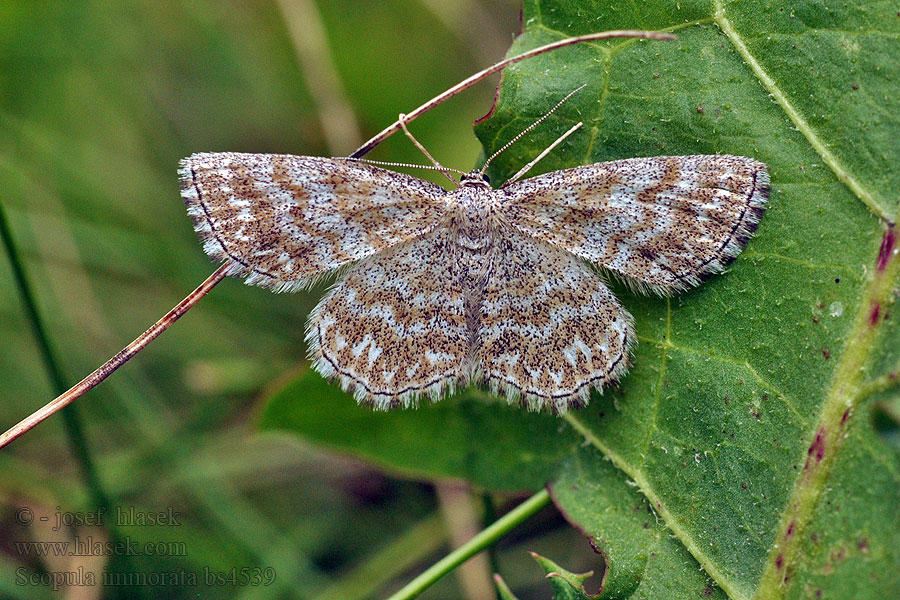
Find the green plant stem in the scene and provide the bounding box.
[481,493,503,600]
[312,513,447,600]
[386,488,551,600]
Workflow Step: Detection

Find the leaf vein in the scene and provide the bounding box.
[563,412,753,600]
[713,0,893,223]
[636,337,807,427]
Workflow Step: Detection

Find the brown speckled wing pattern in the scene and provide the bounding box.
[180,153,445,292]
[306,227,469,409]
[477,228,633,413]
[181,152,768,412]
[500,155,769,294]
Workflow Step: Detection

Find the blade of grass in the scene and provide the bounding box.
[312,512,447,600]
[0,198,144,598]
[0,200,109,506]
[387,488,551,600]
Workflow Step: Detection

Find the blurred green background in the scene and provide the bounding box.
[0,1,598,598]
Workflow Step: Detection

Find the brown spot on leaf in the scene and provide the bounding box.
[806,427,827,468]
[822,347,831,359]
[776,554,784,569]
[877,227,896,272]
[869,302,881,325]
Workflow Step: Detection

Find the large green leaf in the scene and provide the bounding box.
[260,369,576,491]
[260,0,900,597]
[494,552,606,600]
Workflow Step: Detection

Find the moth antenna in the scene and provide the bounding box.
[503,121,583,187]
[346,157,466,176]
[479,83,587,175]
[398,113,459,187]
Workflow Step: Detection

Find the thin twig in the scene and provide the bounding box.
[349,29,675,159]
[0,261,233,450]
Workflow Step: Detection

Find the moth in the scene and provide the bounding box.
[180,146,768,413]
[8,30,763,449]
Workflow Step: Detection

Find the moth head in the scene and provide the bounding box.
[459,171,491,189]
